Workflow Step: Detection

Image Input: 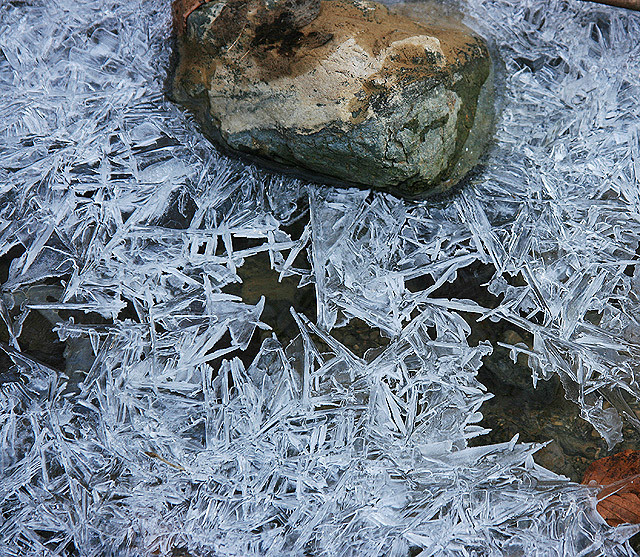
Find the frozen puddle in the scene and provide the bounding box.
[1,0,640,554]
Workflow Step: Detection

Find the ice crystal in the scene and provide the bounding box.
[1,0,640,554]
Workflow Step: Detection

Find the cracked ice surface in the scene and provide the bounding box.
[1,0,640,554]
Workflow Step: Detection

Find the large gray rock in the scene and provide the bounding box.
[170,0,494,197]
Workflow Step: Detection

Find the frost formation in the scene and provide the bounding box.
[1,0,640,555]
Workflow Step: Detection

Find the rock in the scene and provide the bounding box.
[170,0,494,197]
[534,441,576,479]
[477,326,559,405]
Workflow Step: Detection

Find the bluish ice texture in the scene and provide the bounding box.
[1,0,640,554]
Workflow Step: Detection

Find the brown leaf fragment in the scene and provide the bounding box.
[583,0,640,10]
[582,450,640,526]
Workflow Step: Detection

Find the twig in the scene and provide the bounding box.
[582,0,640,10]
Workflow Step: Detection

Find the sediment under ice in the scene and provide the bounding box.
[1,0,640,554]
